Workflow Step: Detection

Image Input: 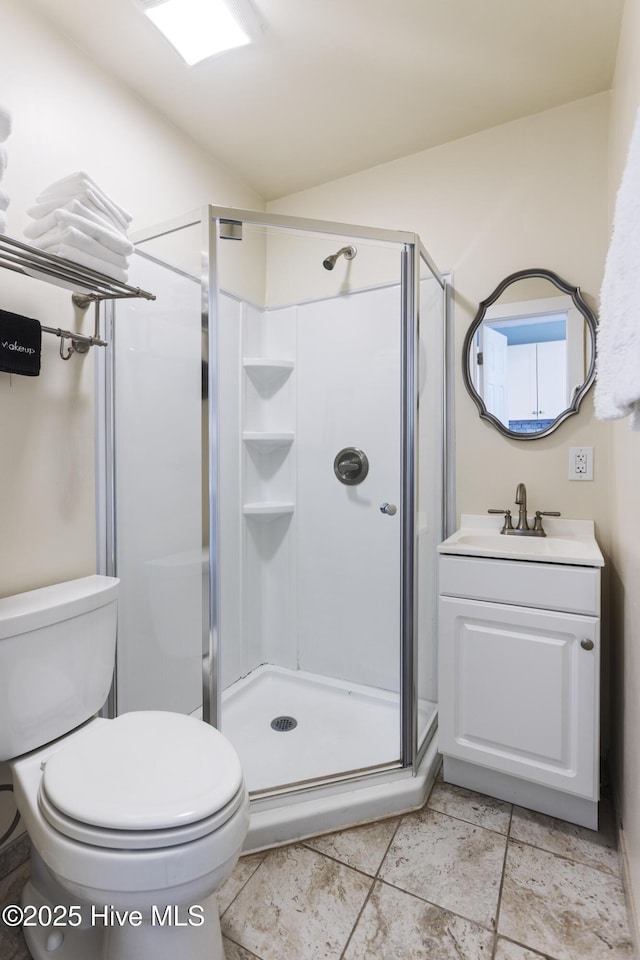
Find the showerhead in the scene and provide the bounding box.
[322,245,357,270]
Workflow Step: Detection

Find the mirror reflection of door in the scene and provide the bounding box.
[478,324,508,424]
[479,292,581,434]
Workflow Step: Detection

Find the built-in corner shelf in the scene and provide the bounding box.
[243,501,295,520]
[242,350,295,522]
[243,431,294,452]
[243,358,294,388]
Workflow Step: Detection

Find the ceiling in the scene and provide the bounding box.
[23,0,625,200]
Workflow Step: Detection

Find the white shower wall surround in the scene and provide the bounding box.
[222,285,403,694]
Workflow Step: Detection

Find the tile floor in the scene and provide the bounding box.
[0,773,635,960]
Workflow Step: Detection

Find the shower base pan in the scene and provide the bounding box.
[217,664,438,851]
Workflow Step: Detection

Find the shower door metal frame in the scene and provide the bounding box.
[400,243,418,770]
[98,204,448,784]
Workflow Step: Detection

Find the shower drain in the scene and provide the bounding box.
[270,715,298,732]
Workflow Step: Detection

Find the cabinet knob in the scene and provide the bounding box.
[581,638,594,651]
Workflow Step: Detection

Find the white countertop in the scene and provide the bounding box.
[438,514,604,567]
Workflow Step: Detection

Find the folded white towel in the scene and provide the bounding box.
[0,186,9,212]
[595,105,640,429]
[0,105,10,143]
[27,194,124,233]
[36,225,129,269]
[25,209,134,256]
[38,172,132,228]
[0,210,6,234]
[38,185,131,233]
[43,243,128,284]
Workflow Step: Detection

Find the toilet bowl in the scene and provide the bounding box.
[0,577,249,960]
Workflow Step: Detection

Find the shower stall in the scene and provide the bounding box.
[97,205,449,849]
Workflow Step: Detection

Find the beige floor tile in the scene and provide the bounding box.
[0,926,30,960]
[305,818,400,876]
[494,939,548,960]
[223,937,264,960]
[379,807,507,928]
[428,780,512,834]
[509,803,619,875]
[499,840,633,960]
[0,863,30,960]
[0,835,29,884]
[217,852,265,914]
[221,844,372,960]
[343,880,494,960]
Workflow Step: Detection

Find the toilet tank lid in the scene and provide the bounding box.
[0,576,119,640]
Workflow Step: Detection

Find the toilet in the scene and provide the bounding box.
[0,575,249,960]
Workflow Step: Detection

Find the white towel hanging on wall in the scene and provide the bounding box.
[595,106,640,429]
[0,105,10,143]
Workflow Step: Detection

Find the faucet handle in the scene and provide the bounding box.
[488,508,514,532]
[532,510,561,534]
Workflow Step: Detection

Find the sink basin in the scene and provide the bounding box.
[439,516,604,566]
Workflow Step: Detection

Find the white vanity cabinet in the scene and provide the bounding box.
[438,550,601,828]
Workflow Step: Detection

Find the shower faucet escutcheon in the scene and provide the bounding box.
[488,483,561,536]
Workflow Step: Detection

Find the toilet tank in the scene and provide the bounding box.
[0,576,119,761]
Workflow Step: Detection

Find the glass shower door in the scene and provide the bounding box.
[108,235,204,717]
[215,221,407,794]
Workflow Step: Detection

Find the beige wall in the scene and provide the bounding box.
[270,94,611,545]
[606,0,640,940]
[0,0,263,846]
[0,0,264,598]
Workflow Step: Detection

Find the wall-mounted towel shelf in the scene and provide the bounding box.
[0,234,155,359]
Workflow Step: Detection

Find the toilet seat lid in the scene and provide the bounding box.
[41,712,243,831]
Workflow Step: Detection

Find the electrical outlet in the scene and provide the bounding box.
[569,446,593,481]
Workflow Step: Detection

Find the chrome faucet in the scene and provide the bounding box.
[488,483,561,537]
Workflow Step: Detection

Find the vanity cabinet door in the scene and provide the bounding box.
[438,596,599,800]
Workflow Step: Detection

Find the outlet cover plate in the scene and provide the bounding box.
[569,446,593,481]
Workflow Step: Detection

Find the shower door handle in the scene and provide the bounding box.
[334,448,369,485]
[380,503,397,516]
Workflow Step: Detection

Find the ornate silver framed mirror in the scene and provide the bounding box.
[463,268,597,440]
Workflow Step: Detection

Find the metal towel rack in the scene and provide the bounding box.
[0,234,156,360]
